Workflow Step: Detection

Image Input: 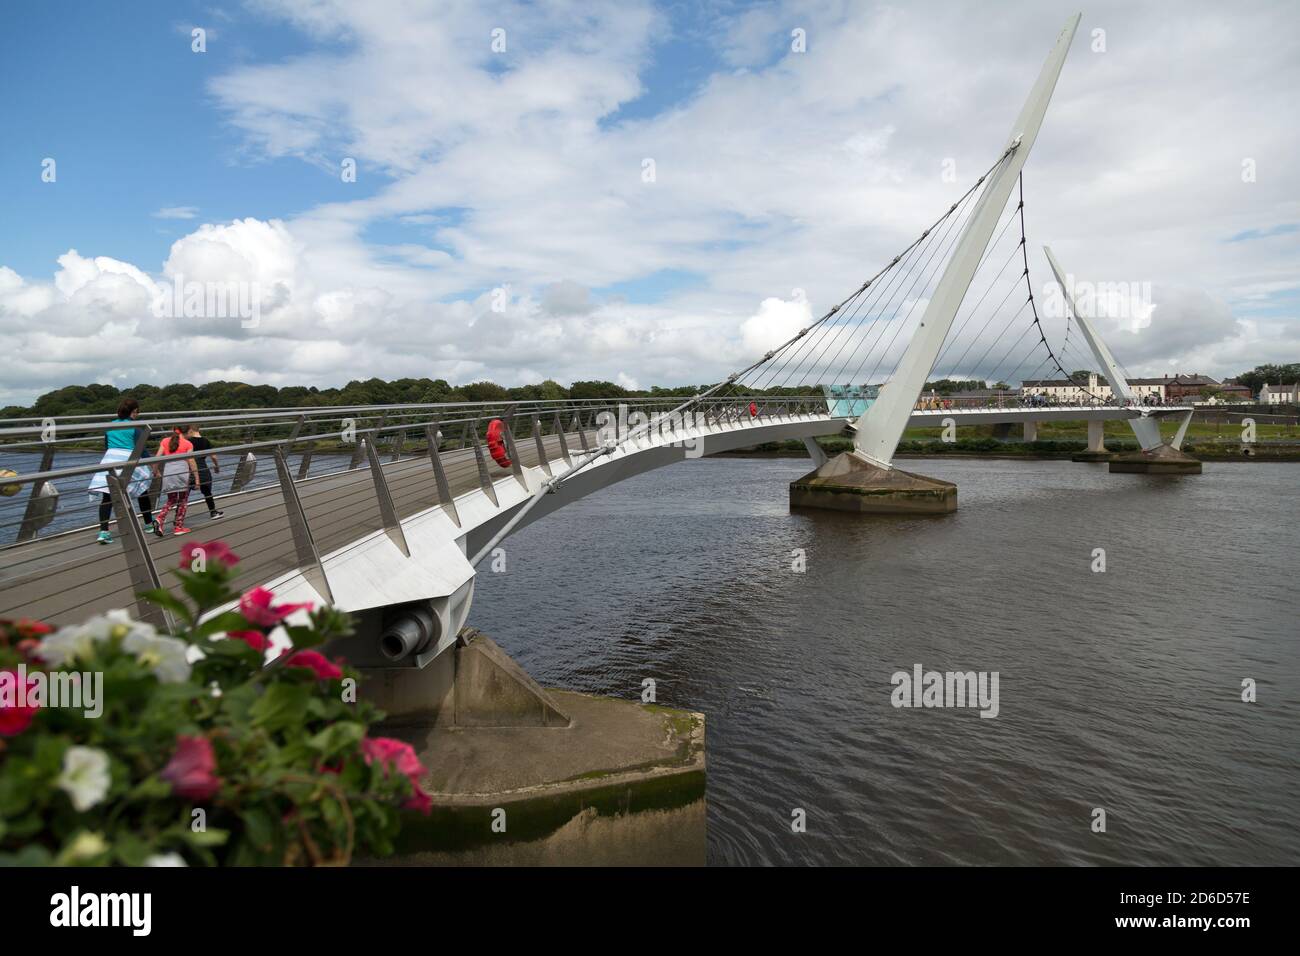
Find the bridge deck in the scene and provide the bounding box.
[0,429,588,625]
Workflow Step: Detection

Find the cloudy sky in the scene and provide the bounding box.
[1,0,1296,406]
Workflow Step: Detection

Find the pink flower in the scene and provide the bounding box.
[238,587,312,628]
[361,736,432,814]
[227,630,271,652]
[179,540,239,571]
[282,649,342,680]
[159,735,222,801]
[0,667,40,737]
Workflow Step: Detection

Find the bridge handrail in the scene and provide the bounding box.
[0,395,836,546]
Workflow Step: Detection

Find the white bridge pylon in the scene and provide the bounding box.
[852,13,1082,469]
[1042,245,1167,452]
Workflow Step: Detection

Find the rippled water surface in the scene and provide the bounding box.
[469,456,1298,865]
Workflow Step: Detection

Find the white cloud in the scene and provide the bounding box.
[2,0,1297,406]
[153,206,200,220]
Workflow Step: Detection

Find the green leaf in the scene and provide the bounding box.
[240,807,276,851]
[0,845,54,867]
[249,683,311,732]
[139,587,194,626]
[183,826,230,848]
[305,721,364,758]
[193,611,258,640]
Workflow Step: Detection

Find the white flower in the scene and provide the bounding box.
[37,625,97,667]
[63,830,109,861]
[57,746,111,811]
[122,631,191,683]
[144,852,188,867]
[38,608,153,666]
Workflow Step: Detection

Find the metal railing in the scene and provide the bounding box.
[0,394,834,546]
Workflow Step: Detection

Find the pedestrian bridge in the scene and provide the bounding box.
[0,395,1192,648]
[0,12,1201,657]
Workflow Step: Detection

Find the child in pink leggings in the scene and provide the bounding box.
[153,427,198,536]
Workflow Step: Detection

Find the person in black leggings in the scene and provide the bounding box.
[94,398,155,543]
[185,424,224,519]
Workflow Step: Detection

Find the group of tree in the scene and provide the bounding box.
[1233,363,1300,396]
[1,378,813,419]
[6,363,1294,419]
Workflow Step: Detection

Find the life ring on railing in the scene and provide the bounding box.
[486,419,512,469]
[749,402,758,418]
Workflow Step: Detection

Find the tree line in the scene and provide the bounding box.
[1,378,812,419]
[5,362,1293,418]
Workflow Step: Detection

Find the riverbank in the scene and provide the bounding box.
[716,437,1300,462]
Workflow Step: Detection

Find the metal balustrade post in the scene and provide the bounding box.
[16,445,56,542]
[425,423,460,527]
[296,444,315,480]
[572,411,590,453]
[464,420,499,506]
[553,411,572,466]
[273,448,334,603]
[363,431,410,556]
[390,428,405,462]
[348,438,366,470]
[499,413,528,488]
[530,412,552,476]
[105,472,169,631]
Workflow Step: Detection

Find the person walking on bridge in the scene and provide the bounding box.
[151,426,198,536]
[185,423,224,520]
[88,398,156,544]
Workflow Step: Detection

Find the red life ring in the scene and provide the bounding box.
[486,419,511,469]
[748,402,758,418]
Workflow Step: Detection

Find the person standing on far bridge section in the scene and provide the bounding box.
[88,397,156,545]
[186,423,225,521]
[151,426,198,536]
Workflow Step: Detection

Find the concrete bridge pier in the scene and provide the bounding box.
[340,624,706,866]
[789,451,957,515]
[1109,443,1202,474]
[1023,420,1039,443]
[1072,419,1113,462]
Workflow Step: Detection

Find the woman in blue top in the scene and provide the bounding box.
[87,398,156,544]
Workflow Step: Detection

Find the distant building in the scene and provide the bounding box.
[1259,382,1300,403]
[1214,378,1254,402]
[1163,374,1222,402]
[1019,372,1166,403]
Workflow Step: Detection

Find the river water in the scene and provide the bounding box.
[471,456,1299,866]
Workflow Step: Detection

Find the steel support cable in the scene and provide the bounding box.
[860,181,987,389]
[961,296,1032,381]
[938,261,1025,379]
[741,280,881,392]
[986,319,1039,386]
[772,242,926,390]
[997,334,1047,388]
[766,219,941,391]
[933,223,1025,374]
[468,148,1023,569]
[1016,174,1108,404]
[751,200,951,392]
[800,215,953,390]
[748,279,879,392]
[835,185,984,392]
[742,145,1018,394]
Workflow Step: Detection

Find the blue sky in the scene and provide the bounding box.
[1,0,1296,405]
[0,1,384,277]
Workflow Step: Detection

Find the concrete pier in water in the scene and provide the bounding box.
[357,628,706,866]
[790,452,957,515]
